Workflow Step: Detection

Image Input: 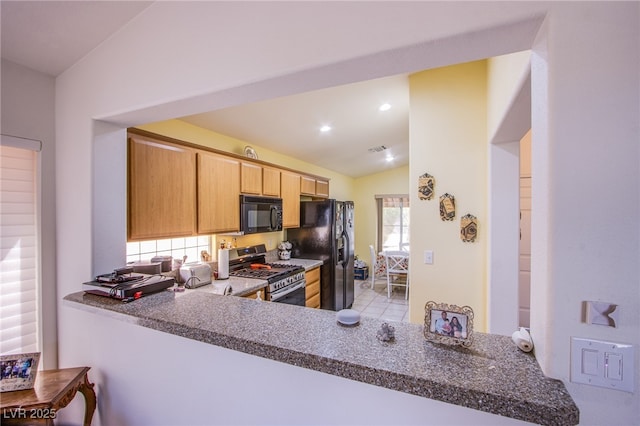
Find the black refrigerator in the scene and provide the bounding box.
[287,200,355,311]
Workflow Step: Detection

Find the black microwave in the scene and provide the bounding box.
[240,195,283,234]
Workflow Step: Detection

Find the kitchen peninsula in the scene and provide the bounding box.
[63,288,578,425]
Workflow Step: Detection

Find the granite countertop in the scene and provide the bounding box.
[271,258,323,271]
[190,276,268,297]
[63,290,578,425]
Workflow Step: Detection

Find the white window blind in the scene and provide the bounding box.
[375,194,410,252]
[0,141,39,355]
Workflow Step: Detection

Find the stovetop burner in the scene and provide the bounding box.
[229,263,304,282]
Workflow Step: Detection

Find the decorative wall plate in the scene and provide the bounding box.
[244,145,258,159]
[418,173,435,200]
[460,214,478,242]
[439,193,456,221]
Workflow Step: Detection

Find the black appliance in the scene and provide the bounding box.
[228,244,305,305]
[240,195,283,234]
[287,200,355,311]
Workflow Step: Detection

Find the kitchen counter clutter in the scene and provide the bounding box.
[63,290,578,425]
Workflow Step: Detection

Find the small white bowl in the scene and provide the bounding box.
[336,309,361,326]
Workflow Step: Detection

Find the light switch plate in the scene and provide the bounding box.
[570,337,635,392]
[424,250,433,265]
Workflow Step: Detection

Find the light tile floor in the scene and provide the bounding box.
[352,277,409,322]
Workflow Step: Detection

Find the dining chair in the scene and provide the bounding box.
[384,250,409,299]
[369,244,386,290]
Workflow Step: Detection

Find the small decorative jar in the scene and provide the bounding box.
[278,250,291,260]
[277,241,293,260]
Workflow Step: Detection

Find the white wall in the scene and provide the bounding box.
[1,59,58,369]
[53,2,639,424]
[485,52,532,336]
[58,306,531,426]
[529,5,639,424]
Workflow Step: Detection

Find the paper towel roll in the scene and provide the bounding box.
[217,249,229,280]
[511,327,533,352]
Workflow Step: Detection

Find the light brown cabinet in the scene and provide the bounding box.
[128,137,197,240]
[305,267,321,308]
[262,166,281,197]
[300,175,316,196]
[281,171,301,228]
[240,161,262,195]
[243,288,265,300]
[315,179,329,197]
[300,175,330,198]
[128,128,330,240]
[197,151,241,234]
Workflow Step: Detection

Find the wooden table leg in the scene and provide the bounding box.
[78,372,96,426]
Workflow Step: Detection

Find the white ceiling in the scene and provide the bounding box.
[1,1,409,178]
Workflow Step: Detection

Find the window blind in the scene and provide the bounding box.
[0,142,39,354]
[375,194,410,252]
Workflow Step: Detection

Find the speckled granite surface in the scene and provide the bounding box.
[63,290,578,425]
[191,276,268,297]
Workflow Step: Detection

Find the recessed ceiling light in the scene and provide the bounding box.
[320,125,332,132]
[379,103,391,112]
[385,156,394,162]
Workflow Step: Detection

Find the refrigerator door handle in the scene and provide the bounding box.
[341,231,350,265]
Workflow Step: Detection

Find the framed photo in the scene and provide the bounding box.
[424,301,474,347]
[0,352,40,392]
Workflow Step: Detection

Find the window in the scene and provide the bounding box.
[1,138,41,354]
[126,236,211,264]
[376,195,410,252]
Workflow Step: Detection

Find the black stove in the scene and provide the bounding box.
[227,244,306,303]
[229,262,304,283]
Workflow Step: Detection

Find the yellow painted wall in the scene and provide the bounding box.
[408,60,488,330]
[352,165,409,263]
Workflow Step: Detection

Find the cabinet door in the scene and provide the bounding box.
[315,179,329,198]
[305,267,321,308]
[241,162,262,194]
[281,171,301,228]
[262,167,281,197]
[197,152,240,234]
[300,175,316,196]
[128,137,196,240]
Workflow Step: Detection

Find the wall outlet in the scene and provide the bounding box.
[424,250,433,264]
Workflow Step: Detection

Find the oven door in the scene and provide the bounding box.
[269,281,306,306]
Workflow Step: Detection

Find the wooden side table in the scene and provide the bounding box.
[1,367,96,425]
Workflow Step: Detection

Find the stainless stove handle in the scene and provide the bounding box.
[270,280,306,301]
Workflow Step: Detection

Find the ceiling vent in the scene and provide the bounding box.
[367,145,387,153]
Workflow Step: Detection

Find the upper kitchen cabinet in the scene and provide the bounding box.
[315,179,329,198]
[240,161,262,195]
[241,162,281,197]
[198,152,241,234]
[281,171,301,228]
[262,166,281,197]
[128,137,197,240]
[300,175,330,198]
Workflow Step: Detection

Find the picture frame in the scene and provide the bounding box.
[424,301,474,347]
[0,352,40,392]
